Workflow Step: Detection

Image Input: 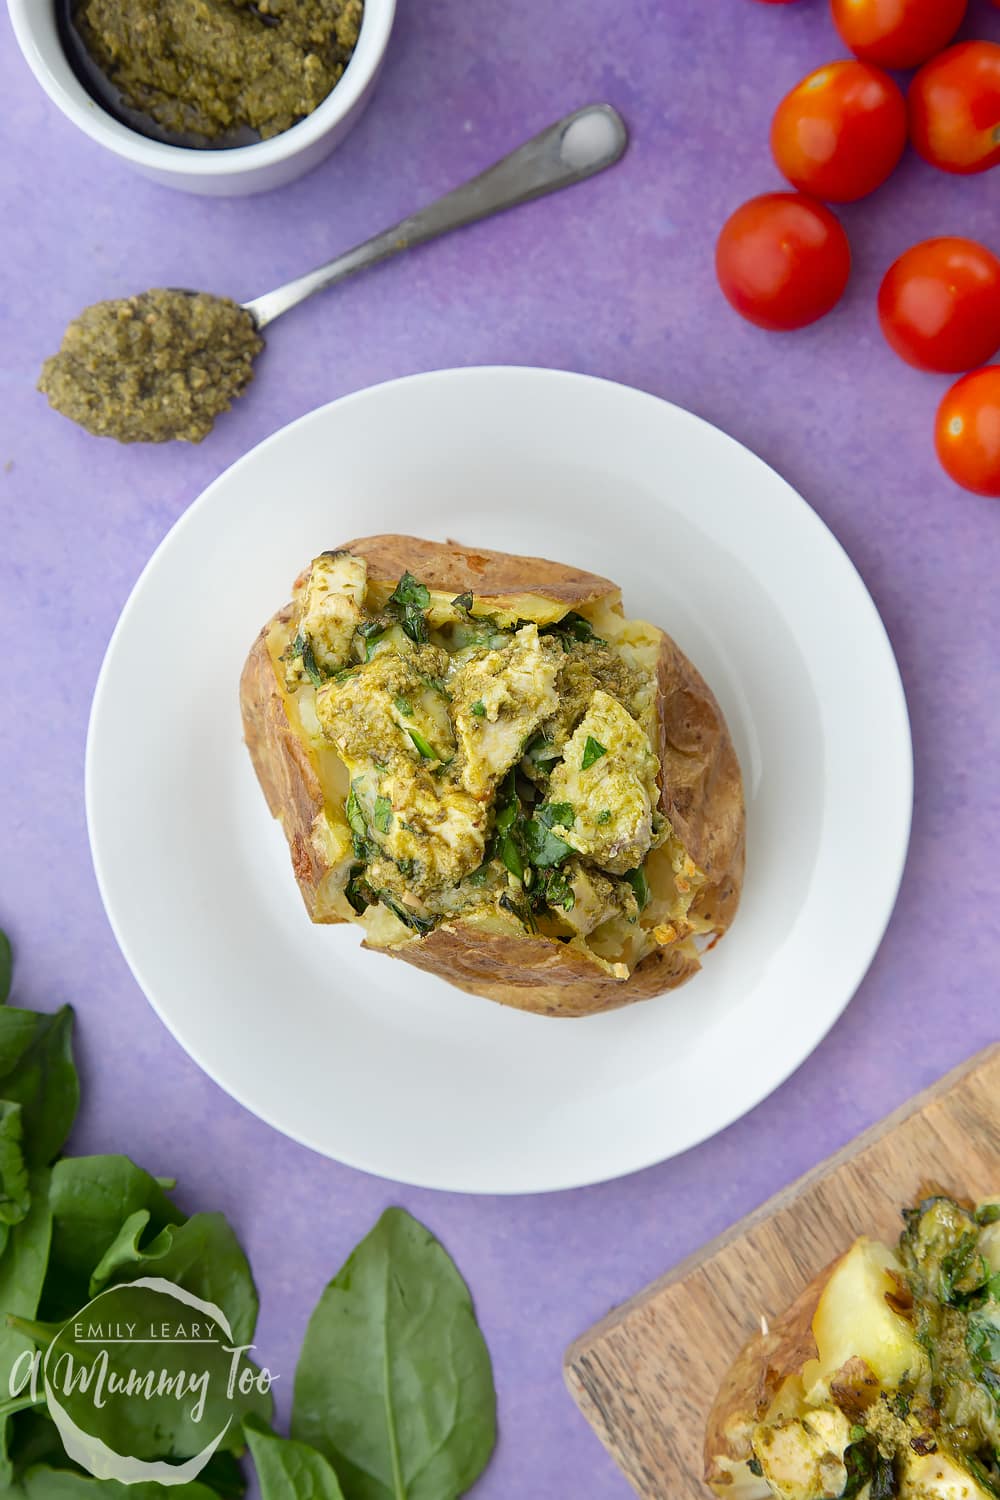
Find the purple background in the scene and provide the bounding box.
[2,1,999,1495]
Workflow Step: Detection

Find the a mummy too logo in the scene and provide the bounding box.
[9,1278,274,1484]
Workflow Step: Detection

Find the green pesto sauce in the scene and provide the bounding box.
[38,290,264,444]
[72,0,365,144]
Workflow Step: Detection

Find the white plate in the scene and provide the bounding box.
[86,368,912,1194]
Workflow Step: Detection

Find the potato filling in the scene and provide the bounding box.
[275,553,706,961]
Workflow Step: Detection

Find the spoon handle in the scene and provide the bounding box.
[244,103,628,329]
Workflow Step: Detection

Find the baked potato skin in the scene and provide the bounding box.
[339,533,619,613]
[703,1264,830,1490]
[240,606,342,927]
[240,536,745,1017]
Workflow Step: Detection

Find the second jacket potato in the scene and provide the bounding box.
[705,1190,1000,1500]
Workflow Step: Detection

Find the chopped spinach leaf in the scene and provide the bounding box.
[377,891,437,935]
[416,670,451,699]
[940,1234,988,1303]
[373,797,393,835]
[386,572,431,645]
[540,803,574,830]
[499,892,537,933]
[451,591,474,611]
[393,696,413,718]
[471,700,486,718]
[345,785,368,849]
[345,870,373,915]
[522,735,561,777]
[542,611,606,649]
[968,1314,1000,1368]
[523,816,573,869]
[596,809,612,825]
[407,728,437,760]
[536,869,575,913]
[626,866,650,911]
[286,632,325,688]
[500,832,525,882]
[976,1204,1000,1227]
[582,736,607,770]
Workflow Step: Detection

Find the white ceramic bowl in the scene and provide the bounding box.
[7,0,396,196]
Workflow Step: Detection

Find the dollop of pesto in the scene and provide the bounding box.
[38,290,264,444]
[72,0,364,144]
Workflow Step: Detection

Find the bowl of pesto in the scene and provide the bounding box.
[8,0,396,196]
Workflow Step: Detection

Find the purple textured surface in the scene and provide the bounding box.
[2,1,999,1495]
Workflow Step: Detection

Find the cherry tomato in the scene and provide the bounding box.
[715,193,851,331]
[878,239,1000,372]
[771,61,907,202]
[830,0,966,70]
[936,368,1000,495]
[909,43,1000,176]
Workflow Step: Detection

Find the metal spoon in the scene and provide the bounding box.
[242,103,628,330]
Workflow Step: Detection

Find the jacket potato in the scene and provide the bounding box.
[705,1190,1000,1500]
[240,535,744,1018]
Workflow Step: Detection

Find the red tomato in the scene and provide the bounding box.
[830,0,966,70]
[936,368,1000,495]
[771,61,907,202]
[715,193,851,331]
[909,43,1000,175]
[878,239,1000,372]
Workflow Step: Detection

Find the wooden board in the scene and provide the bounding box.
[564,1044,1000,1500]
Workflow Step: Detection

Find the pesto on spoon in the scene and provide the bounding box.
[38,105,628,445]
[38,290,262,444]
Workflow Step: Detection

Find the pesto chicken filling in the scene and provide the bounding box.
[277,551,700,956]
[736,1194,1000,1500]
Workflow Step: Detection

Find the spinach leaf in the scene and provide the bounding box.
[450,592,473,612]
[626,866,650,911]
[375,892,437,938]
[21,1277,270,1462]
[521,735,560,777]
[286,633,326,689]
[535,869,575,913]
[406,729,438,761]
[499,831,525,882]
[45,1155,184,1319]
[940,1233,987,1302]
[0,1169,53,1486]
[291,1208,496,1500]
[346,871,374,916]
[197,1449,249,1498]
[523,804,574,869]
[245,1416,345,1499]
[499,892,537,932]
[386,574,430,646]
[470,700,485,718]
[0,930,11,1005]
[373,798,393,835]
[18,1470,222,1499]
[977,1204,1000,1227]
[88,1210,261,1348]
[0,1101,31,1257]
[581,736,607,770]
[967,1314,1000,1368]
[0,1006,79,1168]
[541,612,606,650]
